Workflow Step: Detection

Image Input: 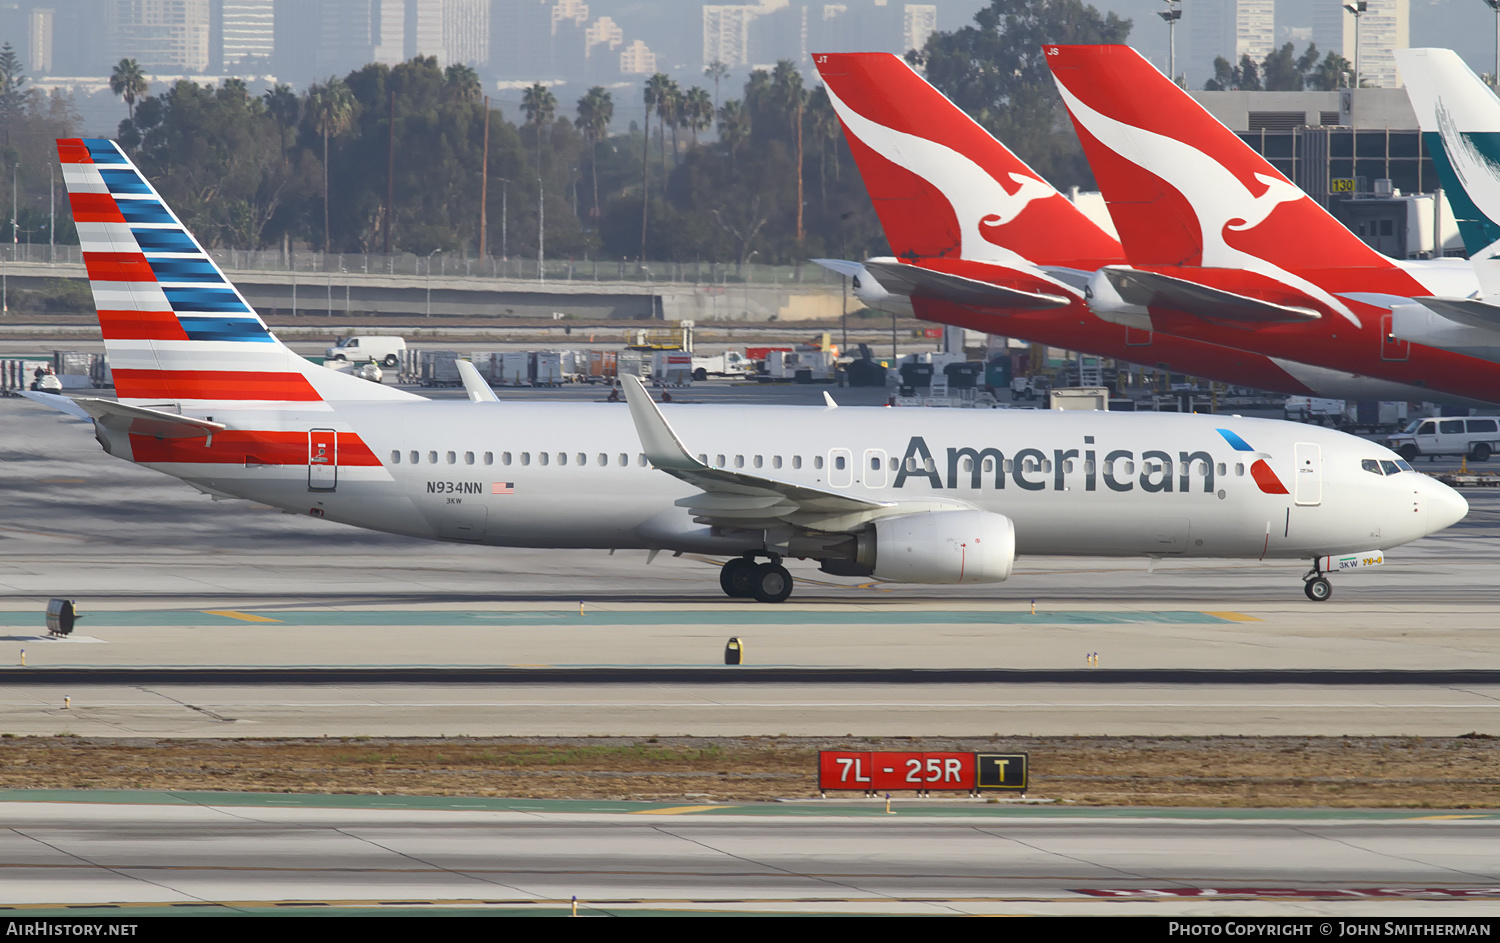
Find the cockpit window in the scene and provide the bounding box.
[1361,459,1383,475]
[1379,460,1400,475]
[1395,459,1413,471]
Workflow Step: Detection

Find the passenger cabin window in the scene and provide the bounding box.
[390,451,400,464]
[716,454,726,467]
[638,454,647,466]
[540,453,550,466]
[619,453,628,466]
[577,453,586,466]
[871,456,882,471]
[409,451,419,465]
[521,452,531,466]
[427,451,438,464]
[483,452,493,465]
[501,452,512,465]
[814,456,825,470]
[464,452,475,465]
[735,455,745,468]
[753,455,763,468]
[792,456,803,469]
[557,452,567,465]
[1235,463,1245,476]
[773,456,783,469]
[598,453,608,466]
[834,455,847,470]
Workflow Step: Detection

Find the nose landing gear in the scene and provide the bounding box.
[1302,560,1332,602]
[719,554,794,603]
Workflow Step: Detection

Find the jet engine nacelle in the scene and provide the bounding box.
[1085,268,1153,331]
[862,510,1017,584]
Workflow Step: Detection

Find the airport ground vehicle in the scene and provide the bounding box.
[1387,417,1500,462]
[691,351,749,381]
[326,336,406,366]
[23,137,1469,604]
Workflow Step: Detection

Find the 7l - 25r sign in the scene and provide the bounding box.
[818,751,1028,794]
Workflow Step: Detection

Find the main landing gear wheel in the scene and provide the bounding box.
[719,557,757,598]
[1304,576,1332,601]
[750,562,794,603]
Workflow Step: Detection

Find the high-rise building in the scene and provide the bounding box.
[902,4,936,55]
[216,0,272,71]
[107,0,212,73]
[316,0,401,75]
[1186,0,1275,88]
[407,0,446,64]
[444,0,487,68]
[1341,0,1407,88]
[703,4,759,70]
[619,37,653,74]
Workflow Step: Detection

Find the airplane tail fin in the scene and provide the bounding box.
[58,138,417,408]
[812,52,1121,269]
[1043,45,1389,272]
[1397,48,1500,276]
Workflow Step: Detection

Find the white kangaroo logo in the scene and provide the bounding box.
[1052,78,1362,328]
[823,82,1063,272]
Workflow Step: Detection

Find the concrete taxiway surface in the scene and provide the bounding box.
[2,794,1498,916]
[3,396,1500,737]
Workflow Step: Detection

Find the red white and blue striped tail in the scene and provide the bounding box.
[58,138,417,408]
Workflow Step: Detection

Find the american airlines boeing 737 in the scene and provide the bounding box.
[21,138,1468,602]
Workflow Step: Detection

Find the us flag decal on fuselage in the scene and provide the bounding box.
[492,482,515,494]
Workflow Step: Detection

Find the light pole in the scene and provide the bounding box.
[1159,1,1183,87]
[1344,2,1367,89]
[426,248,441,318]
[1487,0,1500,90]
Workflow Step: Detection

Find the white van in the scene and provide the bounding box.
[325,336,406,366]
[1387,416,1500,462]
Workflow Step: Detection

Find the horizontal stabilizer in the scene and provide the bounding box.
[18,390,92,421]
[71,397,226,439]
[1415,296,1500,334]
[810,258,866,279]
[1103,267,1322,323]
[863,259,1070,309]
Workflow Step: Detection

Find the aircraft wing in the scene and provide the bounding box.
[1103,266,1322,323]
[862,259,1071,309]
[1415,296,1500,334]
[620,375,894,527]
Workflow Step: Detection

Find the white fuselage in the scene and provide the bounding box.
[110,400,1465,562]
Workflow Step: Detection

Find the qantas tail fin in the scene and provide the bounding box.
[1397,48,1500,275]
[1043,45,1389,273]
[812,52,1121,270]
[58,138,418,408]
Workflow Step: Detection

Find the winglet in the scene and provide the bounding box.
[823,391,838,408]
[456,359,499,402]
[620,374,702,472]
[811,258,865,278]
[18,390,92,421]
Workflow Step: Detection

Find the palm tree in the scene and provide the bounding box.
[641,73,672,262]
[521,81,557,165]
[703,60,730,118]
[109,59,148,124]
[308,77,355,253]
[444,63,482,102]
[653,75,680,174]
[574,86,613,223]
[717,99,750,171]
[805,85,839,206]
[771,60,807,245]
[261,83,299,165]
[682,86,712,148]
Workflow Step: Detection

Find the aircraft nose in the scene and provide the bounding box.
[1420,475,1468,535]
